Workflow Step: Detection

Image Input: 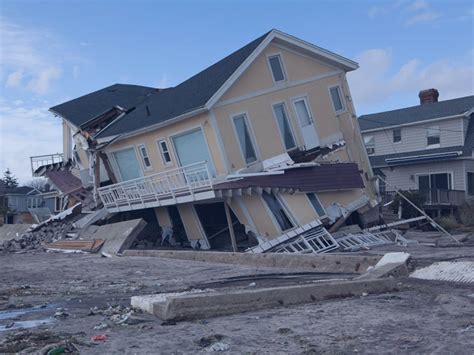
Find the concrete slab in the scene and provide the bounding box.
[85,219,146,255]
[123,250,381,274]
[0,224,32,242]
[131,278,400,321]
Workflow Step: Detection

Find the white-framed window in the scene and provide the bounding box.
[157,139,173,165]
[329,85,345,113]
[54,196,63,212]
[232,113,258,165]
[262,191,294,231]
[267,54,286,82]
[393,128,401,143]
[272,103,296,150]
[427,126,440,147]
[27,197,42,209]
[306,193,326,217]
[364,136,375,155]
[137,144,152,170]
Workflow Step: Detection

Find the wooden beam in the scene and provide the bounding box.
[224,202,238,252]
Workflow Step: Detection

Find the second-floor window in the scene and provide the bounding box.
[157,140,172,165]
[273,103,296,150]
[268,54,286,82]
[364,136,375,155]
[427,126,440,147]
[393,128,401,143]
[233,114,257,165]
[329,86,345,113]
[138,144,152,170]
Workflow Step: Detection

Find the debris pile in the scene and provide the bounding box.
[0,221,76,253]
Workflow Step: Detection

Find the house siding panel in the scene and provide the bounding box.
[380,160,466,191]
[367,117,464,156]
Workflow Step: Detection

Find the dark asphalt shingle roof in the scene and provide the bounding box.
[50,84,157,128]
[359,95,474,132]
[2,186,36,195]
[95,31,271,138]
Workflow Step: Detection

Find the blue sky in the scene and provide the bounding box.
[1,0,473,182]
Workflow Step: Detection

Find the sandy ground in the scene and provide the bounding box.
[1,240,473,354]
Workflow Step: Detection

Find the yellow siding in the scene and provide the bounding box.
[279,193,319,225]
[154,207,171,227]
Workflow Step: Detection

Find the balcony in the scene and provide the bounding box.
[381,189,466,208]
[30,153,64,176]
[98,161,215,212]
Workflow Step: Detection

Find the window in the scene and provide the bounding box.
[55,196,62,212]
[268,55,286,82]
[157,140,172,165]
[233,114,257,164]
[273,103,296,150]
[393,128,401,143]
[364,136,375,155]
[112,148,142,181]
[467,172,474,196]
[27,197,41,209]
[138,144,152,170]
[427,126,440,146]
[262,191,294,231]
[307,193,326,217]
[329,86,345,113]
[418,173,452,190]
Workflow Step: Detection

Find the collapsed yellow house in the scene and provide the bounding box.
[34,29,378,252]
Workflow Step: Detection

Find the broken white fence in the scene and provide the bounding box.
[247,220,339,254]
[335,229,409,251]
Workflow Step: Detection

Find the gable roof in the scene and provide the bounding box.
[50,84,157,128]
[94,29,358,139]
[359,95,474,132]
[1,186,37,195]
[95,31,271,139]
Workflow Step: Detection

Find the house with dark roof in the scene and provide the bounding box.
[35,29,378,251]
[359,89,474,213]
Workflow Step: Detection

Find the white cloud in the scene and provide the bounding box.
[348,48,474,110]
[0,18,64,94]
[407,0,429,12]
[5,70,24,88]
[0,99,62,183]
[406,10,441,25]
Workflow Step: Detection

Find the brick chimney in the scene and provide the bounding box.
[419,88,439,105]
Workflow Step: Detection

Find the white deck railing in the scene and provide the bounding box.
[98,161,215,212]
[30,153,64,174]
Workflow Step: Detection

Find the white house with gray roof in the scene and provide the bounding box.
[359,89,474,212]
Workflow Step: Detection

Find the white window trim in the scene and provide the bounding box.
[137,144,153,171]
[156,138,174,167]
[392,128,402,144]
[415,171,454,190]
[328,85,346,114]
[170,125,217,176]
[426,126,441,148]
[259,192,296,233]
[364,135,375,155]
[108,145,144,182]
[266,52,287,85]
[305,193,327,218]
[230,112,260,167]
[291,95,315,124]
[271,101,297,151]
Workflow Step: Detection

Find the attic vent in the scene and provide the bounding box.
[146,105,151,116]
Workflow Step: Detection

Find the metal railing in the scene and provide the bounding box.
[381,189,465,207]
[420,189,465,206]
[30,153,64,174]
[97,161,213,210]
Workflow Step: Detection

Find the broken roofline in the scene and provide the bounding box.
[90,29,358,143]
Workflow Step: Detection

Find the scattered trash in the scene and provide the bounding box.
[91,334,107,342]
[93,322,108,330]
[53,308,70,318]
[248,282,256,287]
[206,342,230,352]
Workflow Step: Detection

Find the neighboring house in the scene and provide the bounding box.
[359,89,474,214]
[37,29,378,250]
[0,186,40,224]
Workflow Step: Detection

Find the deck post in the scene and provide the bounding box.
[224,201,238,252]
